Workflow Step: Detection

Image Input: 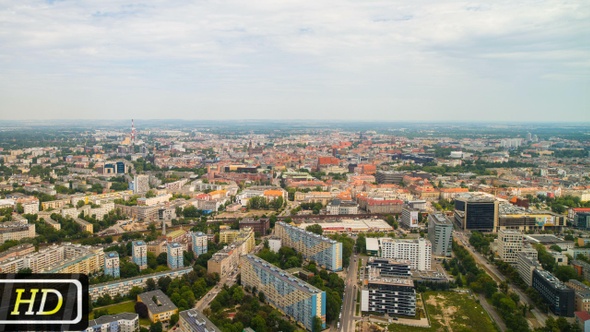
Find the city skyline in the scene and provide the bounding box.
[0,0,588,122]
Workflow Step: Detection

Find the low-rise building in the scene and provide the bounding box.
[178,309,221,332]
[85,313,139,332]
[137,290,178,323]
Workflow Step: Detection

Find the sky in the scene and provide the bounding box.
[0,0,588,122]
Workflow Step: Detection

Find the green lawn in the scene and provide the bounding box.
[387,291,498,332]
[90,300,136,319]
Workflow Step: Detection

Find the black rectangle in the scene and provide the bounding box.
[0,273,88,331]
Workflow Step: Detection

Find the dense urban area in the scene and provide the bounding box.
[1,120,590,332]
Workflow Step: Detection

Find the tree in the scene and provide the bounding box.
[312,316,323,332]
[169,313,179,327]
[356,234,366,254]
[135,301,148,318]
[258,291,266,303]
[306,224,323,236]
[146,278,157,291]
[149,321,162,332]
[156,253,168,266]
[17,267,32,275]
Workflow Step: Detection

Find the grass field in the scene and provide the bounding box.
[91,301,152,326]
[387,291,499,332]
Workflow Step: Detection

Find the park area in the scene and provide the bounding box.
[387,291,499,332]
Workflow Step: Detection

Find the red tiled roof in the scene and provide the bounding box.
[575,311,590,321]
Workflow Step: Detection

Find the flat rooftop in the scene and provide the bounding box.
[244,255,323,295]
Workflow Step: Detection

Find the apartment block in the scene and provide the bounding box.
[566,280,590,313]
[275,221,343,272]
[401,205,419,229]
[239,218,270,236]
[132,241,148,270]
[361,277,416,317]
[167,242,184,269]
[380,238,432,271]
[0,223,35,244]
[497,229,524,264]
[133,174,150,194]
[516,250,541,287]
[89,267,192,300]
[85,313,139,332]
[178,309,221,332]
[532,270,575,317]
[104,251,120,278]
[367,257,411,278]
[427,213,453,257]
[241,255,326,331]
[191,231,208,257]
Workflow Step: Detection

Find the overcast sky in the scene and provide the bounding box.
[0,0,588,122]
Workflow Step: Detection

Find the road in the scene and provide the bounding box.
[339,255,362,332]
[453,231,546,328]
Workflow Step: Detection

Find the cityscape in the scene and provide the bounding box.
[0,121,589,332]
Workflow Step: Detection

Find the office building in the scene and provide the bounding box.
[532,269,575,317]
[361,275,416,316]
[516,250,541,287]
[375,171,404,184]
[85,313,139,332]
[137,290,178,323]
[191,232,208,257]
[275,221,343,272]
[497,229,524,264]
[380,238,432,271]
[178,309,221,332]
[241,255,326,331]
[104,251,120,278]
[132,241,148,270]
[427,214,453,257]
[133,174,150,194]
[167,242,184,269]
[401,206,419,228]
[575,212,590,230]
[367,257,411,278]
[454,193,498,231]
[498,204,565,232]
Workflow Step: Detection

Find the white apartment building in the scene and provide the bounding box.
[497,229,524,264]
[380,238,432,271]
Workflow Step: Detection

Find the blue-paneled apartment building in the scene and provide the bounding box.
[241,254,326,331]
[275,222,342,271]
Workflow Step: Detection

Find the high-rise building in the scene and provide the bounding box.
[167,242,184,269]
[104,251,120,278]
[427,213,453,257]
[133,174,150,194]
[132,241,148,270]
[275,222,342,271]
[191,232,208,257]
[497,229,524,264]
[454,193,498,231]
[532,269,575,317]
[116,161,126,174]
[401,206,419,228]
[361,277,416,317]
[380,238,431,271]
[241,255,326,331]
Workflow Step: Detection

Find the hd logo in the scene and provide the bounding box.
[0,274,88,331]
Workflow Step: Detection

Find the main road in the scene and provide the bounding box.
[339,254,362,332]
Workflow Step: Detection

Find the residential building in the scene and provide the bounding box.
[191,232,208,257]
[275,222,343,272]
[516,250,541,287]
[167,242,184,269]
[133,174,150,194]
[84,313,139,332]
[239,218,270,236]
[89,267,192,300]
[497,229,524,264]
[572,260,590,281]
[575,311,590,332]
[137,290,179,323]
[380,238,432,271]
[268,237,281,253]
[132,241,148,270]
[178,309,221,332]
[104,251,120,278]
[207,246,239,278]
[74,218,93,234]
[454,193,498,231]
[327,199,358,215]
[532,269,575,317]
[241,255,326,331]
[0,223,35,244]
[366,257,411,278]
[401,206,419,229]
[361,276,416,316]
[427,214,453,257]
[566,280,590,312]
